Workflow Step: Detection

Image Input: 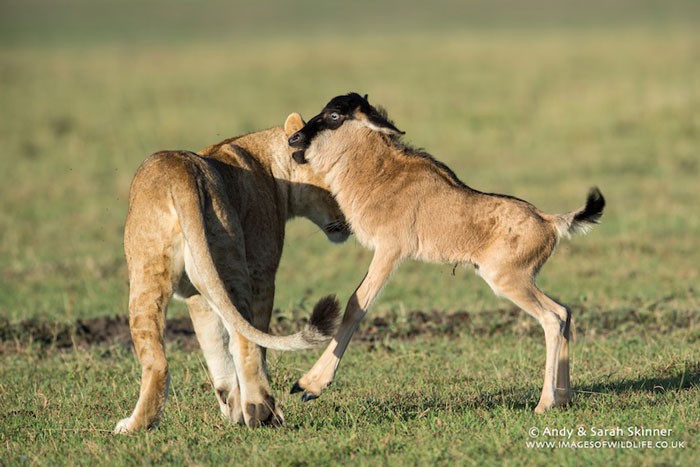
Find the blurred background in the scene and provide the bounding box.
[1,0,698,324]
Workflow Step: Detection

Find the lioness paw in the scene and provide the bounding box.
[243,396,284,428]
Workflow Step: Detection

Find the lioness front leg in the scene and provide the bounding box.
[187,295,244,424]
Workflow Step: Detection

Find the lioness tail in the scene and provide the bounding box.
[172,159,339,351]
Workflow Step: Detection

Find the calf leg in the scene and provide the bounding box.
[483,271,570,413]
[523,289,573,408]
[556,307,572,406]
[535,305,566,413]
[292,248,400,401]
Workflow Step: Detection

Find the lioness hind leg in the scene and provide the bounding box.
[227,329,284,428]
[236,290,285,428]
[184,205,283,428]
[187,295,244,424]
[114,279,171,434]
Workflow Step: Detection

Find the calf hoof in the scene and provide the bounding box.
[556,390,572,408]
[535,398,559,414]
[290,382,320,402]
[114,417,136,435]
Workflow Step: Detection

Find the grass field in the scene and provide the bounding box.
[1,1,699,465]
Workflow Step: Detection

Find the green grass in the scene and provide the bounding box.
[2,331,697,465]
[1,0,699,465]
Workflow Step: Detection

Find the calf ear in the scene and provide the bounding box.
[364,108,405,137]
[284,112,306,136]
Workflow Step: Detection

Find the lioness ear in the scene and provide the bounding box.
[284,112,306,136]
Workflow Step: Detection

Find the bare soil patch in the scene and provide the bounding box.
[0,308,525,355]
[1,302,694,355]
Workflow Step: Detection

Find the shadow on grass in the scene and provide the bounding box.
[368,387,541,420]
[338,387,537,426]
[573,361,699,402]
[291,362,699,428]
[367,362,697,421]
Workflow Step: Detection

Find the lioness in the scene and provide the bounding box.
[115,113,350,433]
[288,93,605,413]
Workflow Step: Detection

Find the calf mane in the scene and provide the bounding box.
[382,133,468,190]
[369,104,468,190]
[375,110,530,203]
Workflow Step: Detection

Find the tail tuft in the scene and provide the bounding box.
[301,295,341,345]
[569,187,606,236]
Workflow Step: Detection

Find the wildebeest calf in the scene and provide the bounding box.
[288,93,605,413]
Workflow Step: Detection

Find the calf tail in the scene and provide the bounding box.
[555,187,606,238]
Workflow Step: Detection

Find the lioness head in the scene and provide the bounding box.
[283,112,351,243]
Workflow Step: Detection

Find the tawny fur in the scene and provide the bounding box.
[288,93,605,413]
[115,113,348,433]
